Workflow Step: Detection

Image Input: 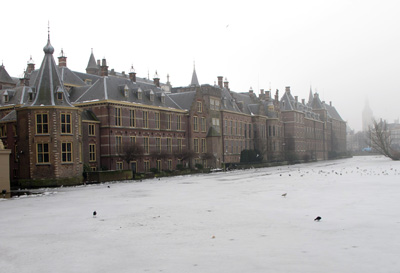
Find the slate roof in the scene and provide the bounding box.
[167,91,196,110]
[72,74,182,110]
[0,110,16,122]
[59,67,86,87]
[323,102,344,121]
[230,92,259,115]
[280,90,296,111]
[0,86,34,106]
[280,89,322,120]
[0,64,15,85]
[82,109,99,122]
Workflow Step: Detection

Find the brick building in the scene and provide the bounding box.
[0,35,347,187]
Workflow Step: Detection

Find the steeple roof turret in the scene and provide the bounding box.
[29,35,73,107]
[86,49,98,71]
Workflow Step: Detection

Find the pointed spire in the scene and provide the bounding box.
[190,63,200,87]
[43,22,54,54]
[308,86,313,104]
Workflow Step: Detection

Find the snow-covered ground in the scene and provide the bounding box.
[1,156,400,273]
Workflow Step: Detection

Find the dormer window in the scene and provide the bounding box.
[124,85,129,98]
[161,93,165,104]
[28,91,33,101]
[138,88,142,100]
[56,87,63,101]
[150,90,154,102]
[4,94,9,103]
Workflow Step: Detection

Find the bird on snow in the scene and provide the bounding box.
[93,211,97,218]
[314,216,322,221]
[282,193,287,197]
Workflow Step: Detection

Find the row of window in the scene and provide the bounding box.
[116,159,173,172]
[114,108,182,130]
[115,136,184,154]
[268,125,282,137]
[36,113,76,135]
[37,142,97,164]
[225,140,253,154]
[223,120,252,137]
[37,142,74,163]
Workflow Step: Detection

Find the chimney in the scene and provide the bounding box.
[259,89,265,100]
[26,56,35,74]
[217,76,223,88]
[58,49,67,67]
[19,75,26,86]
[302,98,305,105]
[275,89,279,102]
[223,77,229,90]
[265,91,270,99]
[129,65,136,82]
[249,87,254,94]
[285,86,290,94]
[295,96,298,103]
[330,101,332,106]
[97,59,100,66]
[153,71,160,87]
[100,58,108,76]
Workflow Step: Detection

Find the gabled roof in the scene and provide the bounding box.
[310,93,324,110]
[323,102,344,121]
[0,64,15,85]
[280,90,296,111]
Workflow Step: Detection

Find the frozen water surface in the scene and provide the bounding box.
[1,156,400,273]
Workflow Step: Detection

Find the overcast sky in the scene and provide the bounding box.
[2,0,399,131]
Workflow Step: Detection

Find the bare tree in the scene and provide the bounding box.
[124,143,144,165]
[368,119,400,160]
[175,149,196,168]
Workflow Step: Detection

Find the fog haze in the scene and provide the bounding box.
[2,0,399,131]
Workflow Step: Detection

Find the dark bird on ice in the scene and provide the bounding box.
[93,211,97,217]
[314,216,322,221]
[281,193,287,197]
